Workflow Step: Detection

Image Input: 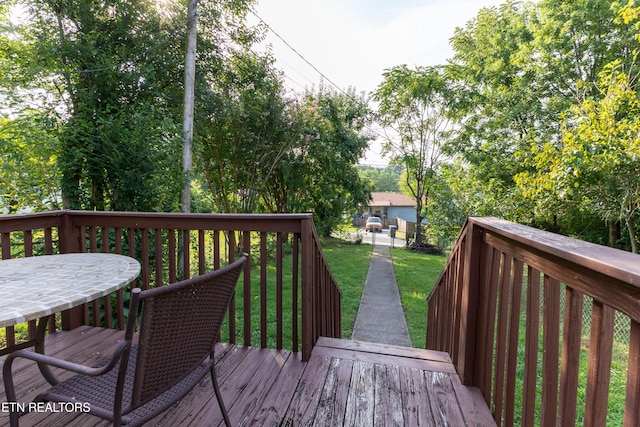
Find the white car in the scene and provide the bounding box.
[365,217,382,232]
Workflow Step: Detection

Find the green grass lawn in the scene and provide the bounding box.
[215,236,371,350]
[320,237,371,338]
[388,248,447,348]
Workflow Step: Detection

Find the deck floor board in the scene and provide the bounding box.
[0,329,495,426]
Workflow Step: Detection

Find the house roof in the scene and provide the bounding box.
[369,192,416,207]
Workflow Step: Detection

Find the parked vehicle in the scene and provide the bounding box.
[365,217,382,232]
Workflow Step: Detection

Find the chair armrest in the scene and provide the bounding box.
[5,339,130,377]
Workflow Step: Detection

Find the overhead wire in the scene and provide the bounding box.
[249,9,352,98]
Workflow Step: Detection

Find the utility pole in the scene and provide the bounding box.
[181,0,198,214]
[179,0,198,279]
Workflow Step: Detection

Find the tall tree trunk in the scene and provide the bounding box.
[179,0,198,280]
[181,0,198,214]
[624,210,638,254]
[607,219,617,248]
[415,198,423,245]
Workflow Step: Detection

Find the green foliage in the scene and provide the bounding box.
[518,61,640,252]
[265,85,373,236]
[2,0,193,211]
[0,114,61,212]
[443,0,640,251]
[197,49,291,213]
[357,165,401,192]
[373,65,457,243]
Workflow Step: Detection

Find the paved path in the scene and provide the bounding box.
[351,245,412,347]
[360,229,405,247]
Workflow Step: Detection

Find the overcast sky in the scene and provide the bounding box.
[252,0,507,94]
[250,0,507,165]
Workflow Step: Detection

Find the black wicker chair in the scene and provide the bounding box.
[3,255,247,427]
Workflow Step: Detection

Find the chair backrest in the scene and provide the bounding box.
[129,255,246,407]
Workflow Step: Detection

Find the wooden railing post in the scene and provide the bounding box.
[455,222,483,385]
[301,217,315,362]
[59,211,86,331]
[58,210,81,255]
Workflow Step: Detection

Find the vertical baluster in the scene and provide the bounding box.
[504,259,524,427]
[213,230,220,269]
[182,229,191,280]
[101,226,109,253]
[44,222,55,332]
[228,231,236,344]
[168,229,177,284]
[127,227,135,258]
[541,276,560,426]
[559,286,583,426]
[292,233,300,353]
[452,242,466,364]
[584,301,614,427]
[141,228,150,290]
[92,299,100,327]
[48,315,56,335]
[89,226,98,253]
[102,227,113,327]
[260,232,267,348]
[494,254,513,425]
[243,230,251,347]
[44,227,53,254]
[6,326,15,348]
[23,230,33,256]
[198,229,206,275]
[479,247,501,408]
[90,229,101,326]
[114,228,123,254]
[154,229,163,288]
[522,266,540,427]
[115,227,125,330]
[213,229,221,343]
[624,320,640,427]
[1,232,10,259]
[443,252,452,352]
[5,231,19,343]
[301,219,314,361]
[277,232,283,350]
[23,231,38,339]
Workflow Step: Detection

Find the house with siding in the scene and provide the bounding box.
[365,191,416,222]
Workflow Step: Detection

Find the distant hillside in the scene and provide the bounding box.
[357,165,401,192]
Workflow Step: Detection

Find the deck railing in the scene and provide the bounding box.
[0,210,341,361]
[426,217,640,427]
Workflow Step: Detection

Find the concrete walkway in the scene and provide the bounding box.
[351,245,412,347]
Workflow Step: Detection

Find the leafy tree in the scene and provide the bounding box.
[373,65,456,244]
[197,50,292,213]
[0,115,61,213]
[265,86,373,236]
[357,165,401,192]
[5,0,188,211]
[446,0,640,241]
[446,2,541,226]
[518,62,640,253]
[2,0,258,213]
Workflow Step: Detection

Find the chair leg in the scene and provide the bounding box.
[210,367,231,427]
[3,355,23,427]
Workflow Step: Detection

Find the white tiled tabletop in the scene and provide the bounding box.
[0,253,141,327]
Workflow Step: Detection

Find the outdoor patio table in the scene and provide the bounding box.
[0,253,140,384]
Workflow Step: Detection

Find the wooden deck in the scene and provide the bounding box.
[0,326,495,426]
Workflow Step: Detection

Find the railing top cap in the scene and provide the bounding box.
[470,216,640,287]
[0,210,315,219]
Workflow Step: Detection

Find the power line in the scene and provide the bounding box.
[249,9,351,98]
[248,9,391,165]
